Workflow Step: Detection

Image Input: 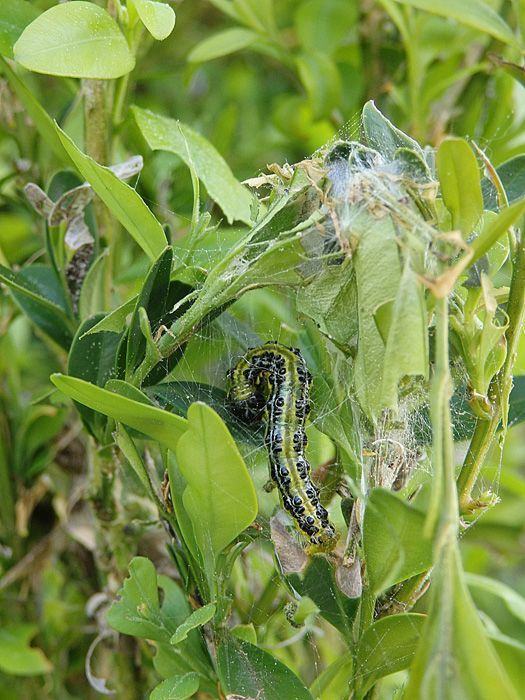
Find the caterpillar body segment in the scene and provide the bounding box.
[228,342,338,553]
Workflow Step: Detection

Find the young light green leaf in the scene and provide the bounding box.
[188,27,258,62]
[363,488,432,595]
[132,106,254,225]
[393,0,518,47]
[362,100,421,158]
[150,673,200,700]
[381,262,428,410]
[0,624,52,676]
[490,634,525,694]
[81,296,137,337]
[466,573,525,626]
[132,0,176,41]
[55,126,167,260]
[0,0,38,57]
[78,250,108,321]
[115,424,164,511]
[170,603,216,645]
[175,402,258,562]
[356,614,425,695]
[404,538,519,699]
[353,215,402,421]
[218,636,314,700]
[437,137,483,236]
[50,374,187,451]
[14,2,134,79]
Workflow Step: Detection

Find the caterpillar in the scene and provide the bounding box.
[227,342,338,553]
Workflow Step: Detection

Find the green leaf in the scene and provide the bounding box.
[132,106,254,225]
[175,402,258,562]
[404,539,518,699]
[0,624,52,676]
[0,57,68,162]
[55,126,167,260]
[362,100,421,159]
[14,1,134,79]
[289,556,359,637]
[393,0,518,47]
[150,673,200,700]
[466,573,525,626]
[132,0,176,41]
[127,247,172,376]
[0,0,38,58]
[50,374,187,451]
[296,51,342,119]
[490,634,525,693]
[381,261,429,410]
[436,137,483,236]
[353,216,402,420]
[470,198,525,266]
[0,263,74,349]
[78,251,108,321]
[82,296,137,337]
[217,636,313,700]
[107,557,197,646]
[188,27,258,62]
[67,314,121,439]
[482,155,525,211]
[147,381,263,446]
[295,0,358,54]
[355,614,425,696]
[115,424,164,510]
[363,488,432,595]
[170,604,216,645]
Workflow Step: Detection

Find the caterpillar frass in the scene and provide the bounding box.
[227,342,339,553]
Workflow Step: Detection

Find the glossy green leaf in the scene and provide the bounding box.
[67,314,121,439]
[466,573,525,626]
[470,198,525,266]
[188,27,258,62]
[56,126,167,260]
[50,374,187,451]
[150,673,200,700]
[14,2,134,79]
[132,0,175,41]
[393,0,518,47]
[170,604,216,645]
[0,263,74,349]
[356,614,425,696]
[436,137,483,236]
[218,636,313,700]
[404,539,518,699]
[132,106,254,225]
[126,246,172,376]
[0,624,52,676]
[482,155,525,211]
[0,0,38,57]
[115,424,164,510]
[175,402,258,562]
[363,489,432,595]
[289,556,359,637]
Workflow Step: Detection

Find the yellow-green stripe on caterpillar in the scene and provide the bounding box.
[227,342,339,553]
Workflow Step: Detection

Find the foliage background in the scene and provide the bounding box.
[1,0,525,698]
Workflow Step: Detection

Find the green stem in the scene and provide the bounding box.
[457,229,525,509]
[251,572,281,626]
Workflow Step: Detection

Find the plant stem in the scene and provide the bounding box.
[83,78,114,305]
[457,228,525,509]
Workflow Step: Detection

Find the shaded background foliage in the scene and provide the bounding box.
[0,0,525,698]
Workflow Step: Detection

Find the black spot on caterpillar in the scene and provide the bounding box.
[228,342,338,553]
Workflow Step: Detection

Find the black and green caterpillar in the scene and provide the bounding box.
[227,342,338,553]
